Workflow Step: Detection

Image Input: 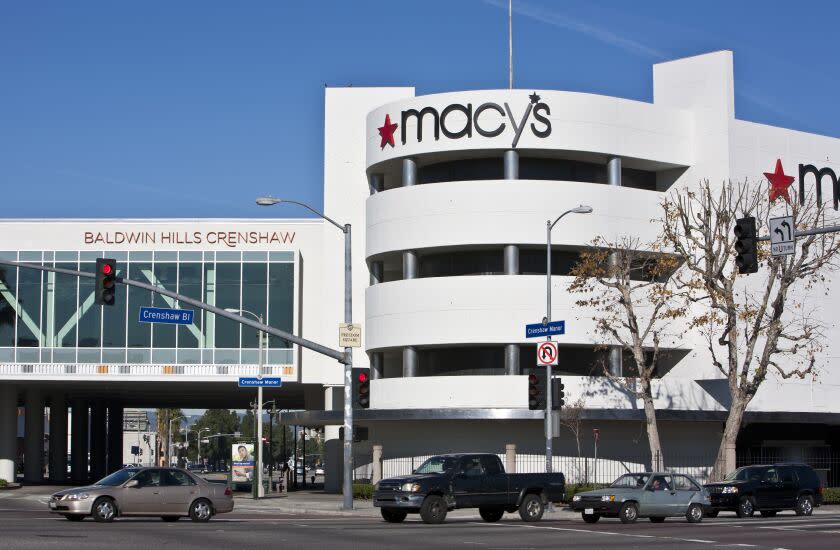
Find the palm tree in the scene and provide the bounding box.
[155,408,183,466]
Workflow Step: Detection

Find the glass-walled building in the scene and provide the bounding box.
[0,250,296,367]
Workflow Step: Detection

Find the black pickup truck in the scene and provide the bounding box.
[373,453,565,524]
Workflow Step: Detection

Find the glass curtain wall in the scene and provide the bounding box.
[0,250,295,365]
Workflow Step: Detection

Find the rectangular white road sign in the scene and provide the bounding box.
[339,323,362,348]
[769,215,795,257]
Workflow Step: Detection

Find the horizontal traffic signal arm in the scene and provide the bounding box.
[0,258,346,363]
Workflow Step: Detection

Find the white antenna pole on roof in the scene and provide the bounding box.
[508,0,513,89]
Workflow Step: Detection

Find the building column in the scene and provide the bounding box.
[369,261,383,286]
[371,444,383,485]
[23,389,44,483]
[70,400,88,483]
[323,387,342,493]
[402,244,419,378]
[369,173,384,194]
[607,156,623,377]
[402,158,416,187]
[106,404,123,474]
[503,241,520,375]
[0,386,17,484]
[370,352,383,380]
[504,150,519,179]
[89,401,107,482]
[49,394,68,482]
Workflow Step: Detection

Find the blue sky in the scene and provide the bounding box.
[2,0,838,219]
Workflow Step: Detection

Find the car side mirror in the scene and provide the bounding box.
[125,480,139,488]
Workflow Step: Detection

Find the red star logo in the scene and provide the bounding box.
[764,158,795,204]
[378,114,398,149]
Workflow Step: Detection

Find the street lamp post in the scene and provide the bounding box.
[197,427,210,471]
[226,308,266,498]
[545,205,593,473]
[256,196,354,510]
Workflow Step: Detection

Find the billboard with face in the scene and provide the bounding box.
[231,443,254,483]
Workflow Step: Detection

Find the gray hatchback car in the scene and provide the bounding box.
[48,467,234,522]
[570,472,710,524]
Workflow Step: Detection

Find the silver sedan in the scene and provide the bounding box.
[48,467,234,522]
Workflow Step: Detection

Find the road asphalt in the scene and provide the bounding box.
[2,485,839,549]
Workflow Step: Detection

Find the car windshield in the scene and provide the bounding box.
[95,468,138,486]
[724,467,763,482]
[414,456,459,474]
[610,474,650,488]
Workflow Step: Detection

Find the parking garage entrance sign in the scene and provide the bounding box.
[138,306,195,325]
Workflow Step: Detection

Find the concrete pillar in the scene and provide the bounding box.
[89,401,107,481]
[70,400,88,483]
[369,173,384,194]
[607,156,621,187]
[608,156,623,378]
[372,444,383,485]
[402,251,418,280]
[107,404,123,474]
[23,389,44,483]
[504,150,519,180]
[504,244,520,375]
[0,386,17,484]
[49,394,68,482]
[403,347,418,378]
[371,352,383,380]
[506,443,517,474]
[370,261,383,286]
[323,387,342,494]
[609,347,623,377]
[402,158,417,187]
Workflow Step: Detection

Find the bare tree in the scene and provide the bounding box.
[558,396,586,459]
[569,237,685,468]
[661,180,840,479]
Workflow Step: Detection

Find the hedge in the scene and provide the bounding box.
[0,479,7,488]
[353,483,374,500]
[822,487,840,504]
[563,484,609,503]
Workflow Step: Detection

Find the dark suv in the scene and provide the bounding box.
[704,464,822,518]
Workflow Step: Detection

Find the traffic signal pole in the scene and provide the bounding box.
[545,220,553,474]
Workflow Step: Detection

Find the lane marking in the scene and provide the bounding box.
[472,522,725,546]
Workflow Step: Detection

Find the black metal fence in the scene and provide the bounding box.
[352,450,840,487]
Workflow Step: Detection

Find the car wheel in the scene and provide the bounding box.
[420,495,447,524]
[705,509,719,518]
[189,498,213,522]
[63,514,85,522]
[582,513,600,524]
[736,496,755,518]
[479,508,504,522]
[91,497,117,523]
[381,508,407,523]
[686,503,704,523]
[649,516,666,523]
[518,494,545,522]
[619,502,639,524]
[759,510,777,518]
[161,516,181,522]
[795,495,814,516]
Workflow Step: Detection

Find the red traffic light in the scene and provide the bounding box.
[101,263,113,275]
[358,371,368,383]
[528,374,538,384]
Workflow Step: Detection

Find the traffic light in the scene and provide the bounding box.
[527,367,546,410]
[552,377,565,409]
[734,217,758,274]
[352,367,371,409]
[95,258,117,305]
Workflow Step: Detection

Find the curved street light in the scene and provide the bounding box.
[256,196,355,510]
[544,204,593,474]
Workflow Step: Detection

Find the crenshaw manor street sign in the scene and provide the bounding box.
[378,92,551,150]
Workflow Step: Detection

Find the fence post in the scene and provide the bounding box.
[506,444,516,474]
[372,445,383,485]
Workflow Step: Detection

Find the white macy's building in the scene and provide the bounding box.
[2,51,839,488]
